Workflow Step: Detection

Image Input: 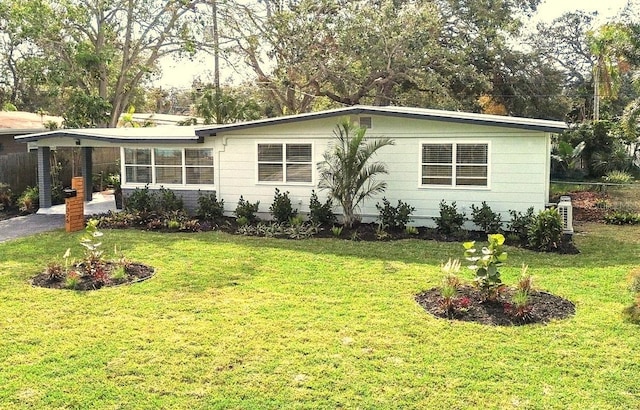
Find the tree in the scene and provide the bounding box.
[318,120,394,228]
[194,86,263,124]
[588,23,634,120]
[2,0,210,127]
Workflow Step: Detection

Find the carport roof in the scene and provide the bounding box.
[15,126,202,145]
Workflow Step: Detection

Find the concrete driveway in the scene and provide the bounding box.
[0,192,117,243]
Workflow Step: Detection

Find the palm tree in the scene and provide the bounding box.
[318,119,394,228]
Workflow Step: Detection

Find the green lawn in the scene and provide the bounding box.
[1,224,639,409]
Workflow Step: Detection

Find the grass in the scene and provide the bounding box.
[1,224,640,409]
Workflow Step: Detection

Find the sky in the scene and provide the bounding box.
[157,0,632,89]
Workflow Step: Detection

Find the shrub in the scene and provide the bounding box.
[470,201,502,233]
[18,186,39,213]
[507,207,535,243]
[234,196,260,224]
[603,170,634,185]
[623,294,640,324]
[376,197,415,231]
[604,210,640,225]
[196,191,225,221]
[439,258,463,314]
[0,183,13,211]
[308,190,336,226]
[125,185,156,212]
[527,208,564,251]
[331,226,343,237]
[405,225,419,235]
[464,233,507,301]
[269,188,297,224]
[157,186,183,213]
[435,200,465,236]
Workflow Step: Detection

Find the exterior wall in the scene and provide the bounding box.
[116,114,552,226]
[213,115,551,226]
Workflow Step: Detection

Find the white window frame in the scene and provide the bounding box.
[256,142,314,185]
[121,147,215,188]
[419,140,491,189]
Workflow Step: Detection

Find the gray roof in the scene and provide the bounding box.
[15,126,202,144]
[195,105,568,136]
[15,106,568,145]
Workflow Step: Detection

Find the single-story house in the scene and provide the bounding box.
[16,105,567,226]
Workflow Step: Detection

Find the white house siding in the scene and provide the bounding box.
[212,114,551,226]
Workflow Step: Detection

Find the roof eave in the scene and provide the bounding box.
[195,106,567,136]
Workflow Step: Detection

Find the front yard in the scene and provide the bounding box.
[0,223,639,409]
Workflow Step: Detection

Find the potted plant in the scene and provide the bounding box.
[108,173,123,209]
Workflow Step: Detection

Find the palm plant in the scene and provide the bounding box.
[318,119,394,228]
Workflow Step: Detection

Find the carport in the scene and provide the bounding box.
[14,127,201,210]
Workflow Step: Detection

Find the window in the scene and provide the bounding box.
[421,143,488,187]
[123,147,214,185]
[257,143,312,183]
[124,148,152,184]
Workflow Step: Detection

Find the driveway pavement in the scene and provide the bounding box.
[0,192,117,243]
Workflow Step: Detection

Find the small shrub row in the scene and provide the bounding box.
[435,200,565,252]
[125,185,184,214]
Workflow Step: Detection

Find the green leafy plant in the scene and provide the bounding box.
[269,188,297,224]
[435,200,466,236]
[603,170,634,184]
[0,183,13,211]
[604,210,640,225]
[125,185,156,212]
[331,226,343,237]
[471,201,503,233]
[505,264,534,321]
[308,190,336,226]
[289,215,304,227]
[79,219,107,284]
[196,191,225,221]
[157,186,184,213]
[405,225,419,235]
[317,119,394,228]
[18,186,39,213]
[438,258,462,314]
[527,209,564,251]
[65,270,80,290]
[507,207,535,244]
[234,196,260,224]
[464,234,508,301]
[376,197,415,231]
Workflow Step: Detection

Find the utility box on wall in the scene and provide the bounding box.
[65,176,85,232]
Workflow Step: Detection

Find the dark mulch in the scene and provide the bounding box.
[555,190,608,222]
[415,285,575,326]
[31,262,154,291]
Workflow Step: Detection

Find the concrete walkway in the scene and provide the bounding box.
[0,192,117,243]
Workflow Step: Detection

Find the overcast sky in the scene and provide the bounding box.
[157,0,632,89]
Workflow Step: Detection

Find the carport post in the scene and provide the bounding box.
[81,146,93,202]
[37,146,52,209]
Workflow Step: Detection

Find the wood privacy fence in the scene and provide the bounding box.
[0,147,119,195]
[0,151,37,194]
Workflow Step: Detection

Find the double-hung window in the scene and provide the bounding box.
[421,142,488,187]
[257,143,312,183]
[123,147,214,185]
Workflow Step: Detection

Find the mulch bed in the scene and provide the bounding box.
[415,285,575,326]
[31,262,154,291]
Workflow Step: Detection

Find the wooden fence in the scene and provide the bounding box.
[0,147,119,195]
[0,151,38,194]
